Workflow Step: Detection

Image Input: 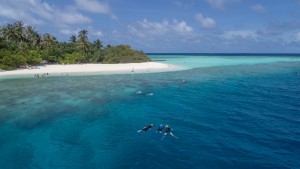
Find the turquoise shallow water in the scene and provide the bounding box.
[0,55,300,169]
[151,54,300,69]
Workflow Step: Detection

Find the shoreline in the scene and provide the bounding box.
[0,62,181,78]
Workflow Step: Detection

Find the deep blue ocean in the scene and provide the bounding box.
[0,55,300,169]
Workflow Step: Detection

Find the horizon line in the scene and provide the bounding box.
[146,53,300,56]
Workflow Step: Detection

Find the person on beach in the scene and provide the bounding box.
[137,124,154,133]
[156,124,164,133]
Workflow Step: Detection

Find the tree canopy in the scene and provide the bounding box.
[0,21,150,70]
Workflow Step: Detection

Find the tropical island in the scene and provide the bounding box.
[0,21,153,72]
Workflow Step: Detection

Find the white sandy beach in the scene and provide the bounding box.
[0,62,177,76]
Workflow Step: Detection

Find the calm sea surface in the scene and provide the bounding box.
[0,54,300,169]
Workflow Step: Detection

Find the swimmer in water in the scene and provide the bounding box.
[162,124,177,139]
[156,124,164,133]
[137,124,154,133]
[136,91,143,94]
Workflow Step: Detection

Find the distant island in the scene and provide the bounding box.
[0,21,150,70]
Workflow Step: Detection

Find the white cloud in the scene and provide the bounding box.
[93,31,103,36]
[0,0,91,26]
[128,25,145,38]
[74,0,117,20]
[251,4,265,13]
[128,19,194,39]
[222,30,258,39]
[195,13,216,29]
[0,3,44,25]
[30,5,53,21]
[206,0,224,9]
[206,0,240,10]
[138,19,169,35]
[59,12,91,25]
[175,1,183,7]
[295,32,300,41]
[59,29,79,36]
[174,1,194,9]
[110,14,118,20]
[75,0,110,14]
[173,19,193,34]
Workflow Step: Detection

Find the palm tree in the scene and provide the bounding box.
[69,35,76,43]
[42,33,56,49]
[32,33,42,49]
[25,25,41,49]
[1,21,26,46]
[93,39,103,50]
[13,21,26,44]
[77,29,89,53]
[78,29,88,42]
[1,23,16,44]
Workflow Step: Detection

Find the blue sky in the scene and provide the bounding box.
[0,0,300,53]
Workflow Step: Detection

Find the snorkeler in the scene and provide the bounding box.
[136,90,143,94]
[156,124,164,133]
[162,124,177,138]
[137,124,154,133]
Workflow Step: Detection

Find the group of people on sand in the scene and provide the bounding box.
[34,73,49,78]
[137,124,177,138]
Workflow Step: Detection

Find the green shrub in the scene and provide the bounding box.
[102,45,150,64]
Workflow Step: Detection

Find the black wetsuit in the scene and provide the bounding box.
[142,125,153,132]
[165,127,171,133]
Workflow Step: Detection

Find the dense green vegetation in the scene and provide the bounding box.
[0,21,150,70]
